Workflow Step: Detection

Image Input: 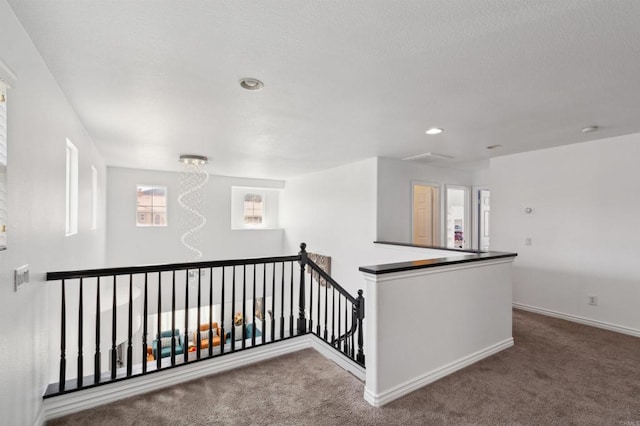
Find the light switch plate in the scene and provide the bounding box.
[14,264,29,291]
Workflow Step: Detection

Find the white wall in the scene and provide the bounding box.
[491,133,640,335]
[281,158,451,295]
[363,258,514,406]
[107,167,285,266]
[0,1,107,423]
[281,158,378,293]
[376,157,477,244]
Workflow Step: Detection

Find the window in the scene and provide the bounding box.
[231,187,279,230]
[136,185,167,226]
[0,81,7,249]
[65,139,78,236]
[244,193,264,225]
[90,166,98,230]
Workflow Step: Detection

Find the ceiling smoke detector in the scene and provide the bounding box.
[179,154,208,165]
[240,78,264,91]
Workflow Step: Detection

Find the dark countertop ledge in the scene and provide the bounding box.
[359,241,517,275]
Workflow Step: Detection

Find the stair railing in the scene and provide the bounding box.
[45,242,364,398]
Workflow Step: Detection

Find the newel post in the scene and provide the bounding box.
[356,289,365,365]
[297,242,308,334]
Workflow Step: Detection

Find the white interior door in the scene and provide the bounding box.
[412,183,439,246]
[478,189,490,251]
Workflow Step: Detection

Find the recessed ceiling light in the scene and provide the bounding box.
[581,126,599,133]
[240,78,264,91]
[486,144,502,150]
[179,154,208,165]
[425,127,443,135]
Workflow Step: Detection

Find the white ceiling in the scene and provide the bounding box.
[7,0,640,179]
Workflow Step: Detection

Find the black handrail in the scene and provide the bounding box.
[44,243,365,398]
[305,258,357,304]
[305,255,364,363]
[46,255,301,280]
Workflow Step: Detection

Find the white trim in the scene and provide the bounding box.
[33,404,44,426]
[44,337,311,421]
[512,303,640,338]
[308,337,365,381]
[363,337,513,407]
[362,257,515,283]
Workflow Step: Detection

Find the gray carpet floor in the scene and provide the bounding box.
[48,309,640,425]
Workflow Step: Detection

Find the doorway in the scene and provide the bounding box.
[445,185,470,249]
[412,183,440,246]
[477,189,490,251]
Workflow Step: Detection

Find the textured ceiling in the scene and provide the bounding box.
[7,0,640,178]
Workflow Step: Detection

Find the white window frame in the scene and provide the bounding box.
[243,192,265,227]
[91,166,98,230]
[0,79,7,249]
[136,185,168,227]
[65,139,79,236]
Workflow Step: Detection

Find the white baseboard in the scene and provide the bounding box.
[363,338,514,407]
[43,337,311,421]
[512,303,640,338]
[33,404,44,426]
[308,337,365,381]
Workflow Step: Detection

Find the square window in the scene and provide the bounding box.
[136,185,167,227]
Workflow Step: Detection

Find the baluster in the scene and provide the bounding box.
[289,261,294,337]
[331,286,336,344]
[337,290,342,351]
[156,273,162,371]
[221,267,226,354]
[344,295,348,355]
[242,265,246,349]
[171,271,176,367]
[308,264,313,334]
[356,289,365,365]
[94,277,101,383]
[316,274,321,336]
[280,261,285,340]
[184,269,189,364]
[297,243,307,335]
[126,274,133,377]
[77,278,84,387]
[271,262,275,342]
[197,269,202,360]
[323,278,329,341]
[208,267,213,358]
[59,279,66,392]
[110,276,117,380]
[142,273,148,374]
[251,264,256,346]
[261,263,266,345]
[231,266,236,351]
[351,302,356,358]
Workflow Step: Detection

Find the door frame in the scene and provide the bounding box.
[471,185,489,251]
[410,180,441,246]
[444,184,471,249]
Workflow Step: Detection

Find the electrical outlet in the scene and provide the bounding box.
[14,264,30,291]
[525,237,532,246]
[588,295,598,306]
